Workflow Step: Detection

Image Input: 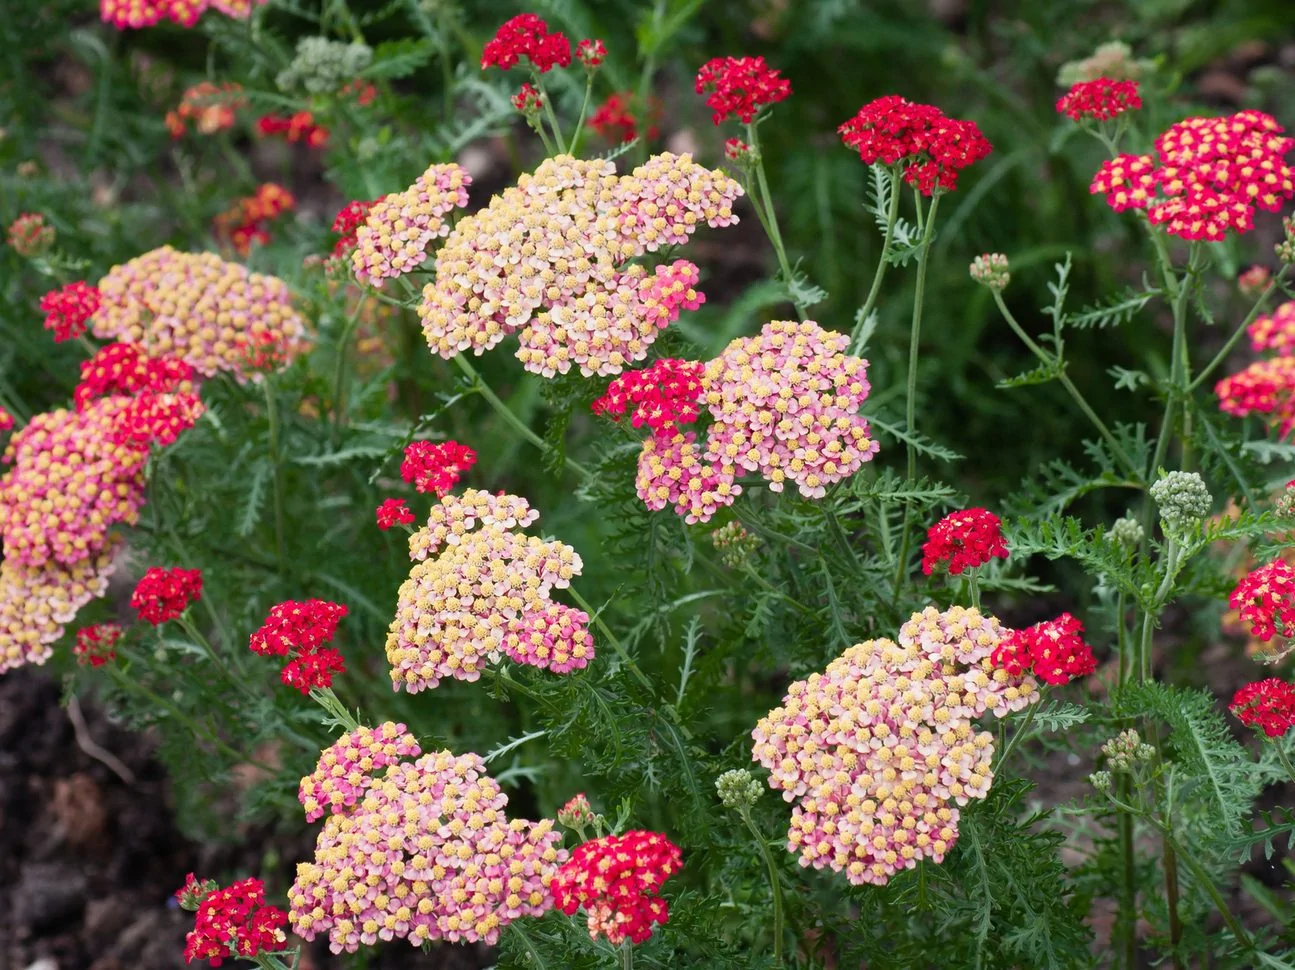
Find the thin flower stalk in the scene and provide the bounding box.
[850,165,902,355]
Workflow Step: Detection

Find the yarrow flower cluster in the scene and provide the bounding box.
[213,183,296,256]
[839,96,993,195]
[255,111,329,147]
[298,722,421,822]
[1091,110,1294,241]
[399,440,477,496]
[1239,265,1272,298]
[179,875,288,965]
[73,623,123,667]
[591,358,704,435]
[1247,299,1295,353]
[1217,356,1295,438]
[418,153,740,378]
[350,164,471,284]
[481,14,571,72]
[7,212,54,256]
[249,599,349,693]
[557,793,597,830]
[376,498,415,530]
[39,281,102,342]
[1149,470,1212,531]
[921,508,1009,576]
[91,246,307,380]
[100,0,262,30]
[386,489,593,691]
[1230,679,1295,737]
[989,612,1097,685]
[575,38,605,69]
[289,748,565,951]
[1229,559,1295,642]
[511,83,544,115]
[551,830,682,944]
[130,566,203,625]
[165,81,245,137]
[328,198,378,263]
[1056,78,1142,122]
[752,606,1040,886]
[694,56,791,125]
[589,92,660,144]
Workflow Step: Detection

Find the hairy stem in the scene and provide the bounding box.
[568,586,653,691]
[994,701,1040,772]
[176,614,238,686]
[745,122,806,321]
[569,75,594,152]
[621,940,634,970]
[1188,268,1289,392]
[1116,780,1138,970]
[741,807,786,965]
[851,165,902,354]
[450,354,593,483]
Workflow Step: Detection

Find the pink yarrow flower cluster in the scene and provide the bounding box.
[1091,110,1294,241]
[694,56,791,125]
[248,599,349,693]
[39,282,101,342]
[298,722,421,822]
[386,489,593,691]
[131,566,203,625]
[1056,78,1142,122]
[990,612,1097,686]
[177,874,288,966]
[419,153,741,378]
[350,164,471,285]
[552,830,682,944]
[921,508,1009,576]
[289,748,565,951]
[400,440,477,496]
[100,0,264,30]
[839,95,993,195]
[753,606,1040,886]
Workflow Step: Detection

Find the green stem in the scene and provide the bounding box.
[1273,739,1295,787]
[745,122,805,320]
[967,572,981,610]
[1162,831,1185,970]
[569,75,594,152]
[621,941,634,970]
[450,354,593,482]
[1188,270,1288,392]
[995,701,1040,772]
[992,291,1141,479]
[176,614,238,685]
[633,0,664,161]
[262,378,288,573]
[535,75,566,153]
[1165,829,1254,951]
[331,294,369,444]
[567,586,653,691]
[1137,536,1180,682]
[1116,780,1138,970]
[850,166,901,354]
[892,193,942,594]
[310,686,361,732]
[741,807,785,965]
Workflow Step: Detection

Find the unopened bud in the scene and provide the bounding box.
[1149,470,1211,532]
[970,253,1010,291]
[715,768,762,810]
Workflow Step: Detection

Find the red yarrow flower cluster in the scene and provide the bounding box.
[73,623,122,667]
[481,14,571,73]
[329,198,377,259]
[1056,78,1142,122]
[589,92,661,145]
[839,95,992,195]
[1230,679,1295,737]
[576,38,605,68]
[376,498,415,530]
[1216,357,1295,439]
[552,830,682,945]
[400,440,476,496]
[592,358,704,436]
[214,183,295,256]
[1091,110,1294,241]
[130,567,203,625]
[249,599,348,693]
[180,875,288,966]
[695,56,791,125]
[921,508,1009,576]
[255,111,329,148]
[74,342,194,409]
[0,407,12,432]
[1230,559,1295,641]
[165,81,245,137]
[39,282,102,342]
[990,612,1096,686]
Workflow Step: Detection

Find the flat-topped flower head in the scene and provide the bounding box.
[183,876,288,965]
[74,623,122,667]
[213,183,296,256]
[1056,78,1141,122]
[91,246,307,380]
[1231,679,1295,737]
[131,566,203,625]
[990,612,1096,685]
[298,722,421,822]
[0,540,120,674]
[695,55,791,125]
[1217,356,1295,438]
[481,14,571,73]
[1248,300,1295,353]
[1230,559,1295,642]
[591,358,705,436]
[0,399,149,568]
[839,96,992,195]
[386,489,591,691]
[350,164,471,284]
[249,598,349,693]
[922,508,1009,576]
[39,282,101,342]
[74,342,196,410]
[752,606,1039,887]
[418,153,740,378]
[288,748,565,951]
[552,830,682,944]
[399,440,476,496]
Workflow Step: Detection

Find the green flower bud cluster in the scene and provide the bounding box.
[1149,471,1211,532]
[1101,728,1155,771]
[1108,515,1144,550]
[716,768,762,810]
[277,38,373,95]
[712,521,759,569]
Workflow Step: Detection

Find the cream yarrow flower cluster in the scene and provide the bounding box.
[351,164,471,285]
[386,489,593,691]
[289,747,565,952]
[418,153,740,377]
[298,723,422,823]
[752,606,1040,886]
[91,246,307,379]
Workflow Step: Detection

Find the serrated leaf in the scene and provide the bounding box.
[236,461,270,537]
[1030,701,1091,732]
[867,413,964,462]
[1109,365,1150,391]
[294,444,390,466]
[1068,283,1160,330]
[1242,440,1295,464]
[997,360,1065,389]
